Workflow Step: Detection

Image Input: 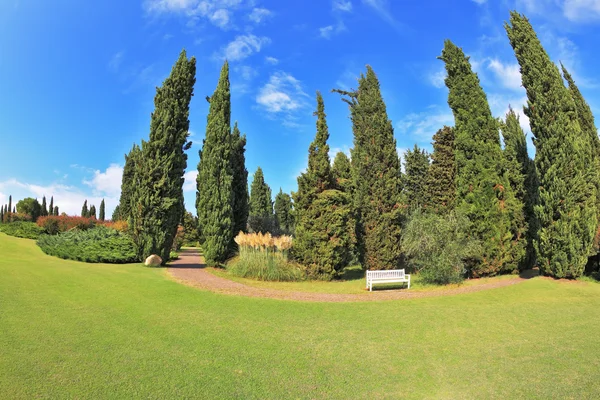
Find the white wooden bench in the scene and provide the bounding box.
[366,269,410,291]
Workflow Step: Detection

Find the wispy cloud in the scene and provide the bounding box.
[143,0,248,30]
[82,164,123,197]
[332,0,353,12]
[428,67,446,88]
[216,34,271,62]
[256,71,310,127]
[265,56,279,65]
[183,170,198,192]
[319,21,346,39]
[563,0,600,22]
[487,59,522,91]
[248,7,273,24]
[396,106,454,142]
[361,0,404,30]
[108,51,125,72]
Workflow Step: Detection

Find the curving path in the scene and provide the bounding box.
[167,249,528,303]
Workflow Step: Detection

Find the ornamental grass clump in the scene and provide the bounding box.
[228,231,302,281]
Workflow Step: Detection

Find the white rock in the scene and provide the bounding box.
[144,254,162,266]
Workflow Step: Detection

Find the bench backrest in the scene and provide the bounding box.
[367,269,405,279]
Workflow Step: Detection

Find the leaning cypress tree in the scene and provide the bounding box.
[332,152,352,193]
[293,92,355,278]
[335,66,403,270]
[248,167,273,233]
[81,200,89,218]
[231,121,249,235]
[440,40,525,276]
[425,126,456,213]
[196,61,234,265]
[49,197,54,216]
[274,189,294,234]
[116,144,141,222]
[506,12,596,278]
[99,199,105,221]
[501,108,536,269]
[130,49,196,263]
[403,145,430,210]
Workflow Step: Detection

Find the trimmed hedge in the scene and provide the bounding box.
[37,226,138,263]
[0,222,45,239]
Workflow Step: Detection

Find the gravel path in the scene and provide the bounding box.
[167,249,527,303]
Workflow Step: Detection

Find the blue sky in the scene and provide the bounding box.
[1,0,599,216]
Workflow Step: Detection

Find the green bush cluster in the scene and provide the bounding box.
[0,222,45,239]
[227,249,304,282]
[37,226,138,264]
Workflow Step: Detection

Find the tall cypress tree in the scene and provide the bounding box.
[117,144,141,222]
[274,189,293,234]
[293,92,355,278]
[231,121,249,235]
[506,12,596,278]
[425,126,456,213]
[99,199,106,221]
[501,108,536,269]
[8,196,11,222]
[49,197,54,216]
[403,145,430,210]
[41,196,48,217]
[54,206,59,216]
[332,151,352,193]
[89,205,97,219]
[130,49,196,263]
[81,200,89,218]
[196,61,234,266]
[440,40,525,276]
[335,66,403,270]
[248,167,273,233]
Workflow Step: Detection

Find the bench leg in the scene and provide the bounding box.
[408,279,410,289]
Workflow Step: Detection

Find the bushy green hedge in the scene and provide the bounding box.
[37,226,139,263]
[0,222,45,239]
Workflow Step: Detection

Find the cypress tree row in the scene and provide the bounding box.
[293,92,355,278]
[116,144,141,221]
[335,66,403,270]
[274,189,294,234]
[403,145,430,210]
[49,197,54,216]
[130,49,196,263]
[81,200,88,218]
[501,108,537,269]
[231,121,249,235]
[332,151,352,193]
[425,126,456,213]
[506,12,596,278]
[99,199,105,221]
[196,61,234,266]
[248,167,273,233]
[440,40,525,276]
[41,196,48,217]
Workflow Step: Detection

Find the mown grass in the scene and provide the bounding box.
[1,233,600,399]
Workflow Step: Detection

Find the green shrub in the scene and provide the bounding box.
[169,251,179,261]
[402,210,482,285]
[37,226,138,264]
[0,221,44,239]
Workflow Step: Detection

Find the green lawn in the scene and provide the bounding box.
[1,233,600,399]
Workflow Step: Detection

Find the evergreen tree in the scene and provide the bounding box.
[293,92,355,278]
[0,207,3,223]
[16,198,41,221]
[196,61,234,266]
[248,167,274,233]
[99,199,105,221]
[231,121,249,235]
[506,12,596,278]
[440,40,525,276]
[425,126,456,213]
[115,144,141,221]
[81,200,89,218]
[274,189,294,234]
[8,196,11,222]
[403,145,430,210]
[89,205,97,219]
[41,196,48,217]
[335,66,403,270]
[501,108,537,269]
[49,197,54,216]
[130,50,196,263]
[54,206,59,216]
[332,151,352,193]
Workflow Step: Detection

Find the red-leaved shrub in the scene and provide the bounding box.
[37,215,96,234]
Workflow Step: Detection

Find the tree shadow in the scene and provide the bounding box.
[519,268,540,279]
[164,249,206,269]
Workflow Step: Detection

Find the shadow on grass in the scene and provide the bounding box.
[519,268,540,279]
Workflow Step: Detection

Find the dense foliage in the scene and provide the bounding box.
[0,221,45,239]
[248,167,274,234]
[231,122,249,236]
[37,226,138,263]
[274,189,294,235]
[403,145,430,210]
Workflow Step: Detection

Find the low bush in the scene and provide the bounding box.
[0,221,45,239]
[228,232,303,281]
[37,226,138,263]
[102,220,129,232]
[402,210,482,285]
[36,215,96,234]
[169,251,179,261]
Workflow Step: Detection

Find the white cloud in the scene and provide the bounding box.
[429,67,446,88]
[563,0,600,22]
[361,0,402,29]
[397,108,455,141]
[257,71,309,113]
[83,164,123,197]
[183,170,198,192]
[217,34,271,61]
[471,0,486,4]
[319,21,346,39]
[265,56,279,65]
[209,9,230,28]
[329,146,352,162]
[143,0,244,29]
[333,0,353,12]
[248,7,272,23]
[487,59,522,91]
[235,65,257,80]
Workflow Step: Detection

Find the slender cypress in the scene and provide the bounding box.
[117,144,141,221]
[403,145,430,210]
[231,121,249,235]
[506,12,596,278]
[440,40,525,276]
[49,197,54,216]
[196,61,234,266]
[248,167,273,233]
[274,189,294,234]
[54,206,59,216]
[332,151,352,193]
[8,196,11,222]
[89,205,97,219]
[81,200,88,218]
[41,196,48,217]
[335,66,403,270]
[99,199,105,221]
[130,49,196,263]
[425,126,456,213]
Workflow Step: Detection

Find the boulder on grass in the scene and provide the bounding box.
[145,254,162,266]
